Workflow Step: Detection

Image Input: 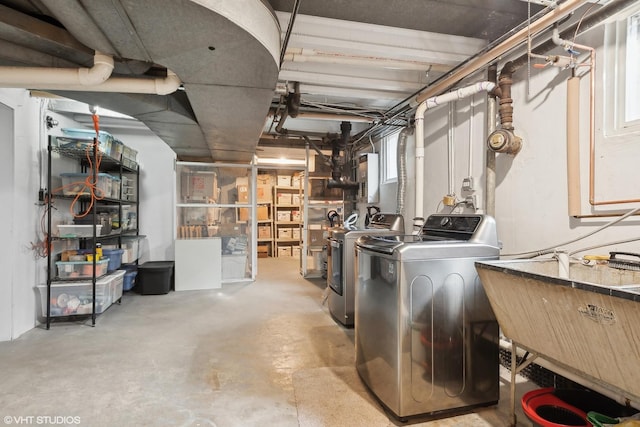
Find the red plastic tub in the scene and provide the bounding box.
[522,387,590,427]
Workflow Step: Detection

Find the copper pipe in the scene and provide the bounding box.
[572,212,640,218]
[583,43,640,206]
[567,41,640,217]
[410,0,589,107]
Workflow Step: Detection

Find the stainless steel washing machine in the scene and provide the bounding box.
[327,213,404,327]
[354,213,500,420]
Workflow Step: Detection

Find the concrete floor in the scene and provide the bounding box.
[0,258,538,427]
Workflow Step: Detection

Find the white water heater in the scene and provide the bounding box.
[358,153,379,203]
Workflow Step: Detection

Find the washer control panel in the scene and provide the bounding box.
[421,214,483,240]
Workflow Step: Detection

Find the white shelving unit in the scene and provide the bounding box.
[273,185,302,258]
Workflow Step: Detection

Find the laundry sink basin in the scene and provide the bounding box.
[475,259,640,406]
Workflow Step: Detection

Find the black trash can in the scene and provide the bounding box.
[137,261,174,295]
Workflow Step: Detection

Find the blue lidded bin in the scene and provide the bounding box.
[102,248,124,272]
[123,271,137,291]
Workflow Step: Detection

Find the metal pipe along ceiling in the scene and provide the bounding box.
[409,0,589,107]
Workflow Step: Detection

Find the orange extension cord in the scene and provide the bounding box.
[37,113,105,257]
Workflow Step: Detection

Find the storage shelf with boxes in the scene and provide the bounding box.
[45,132,140,329]
[176,162,253,283]
[274,181,303,258]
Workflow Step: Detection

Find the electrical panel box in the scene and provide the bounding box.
[358,153,379,203]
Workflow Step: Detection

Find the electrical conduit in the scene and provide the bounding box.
[414,81,495,220]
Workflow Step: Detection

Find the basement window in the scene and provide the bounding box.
[381,132,399,183]
[604,4,640,136]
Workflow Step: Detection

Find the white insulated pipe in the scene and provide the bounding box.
[26,71,182,95]
[567,76,581,216]
[447,102,455,197]
[414,81,495,219]
[283,48,451,72]
[0,52,181,95]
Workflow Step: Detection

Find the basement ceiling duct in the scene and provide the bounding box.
[0,0,281,163]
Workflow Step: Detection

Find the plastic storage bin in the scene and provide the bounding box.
[37,276,113,317]
[73,213,112,235]
[110,176,121,199]
[102,248,124,272]
[61,128,114,150]
[60,172,112,197]
[122,270,138,291]
[521,388,589,427]
[54,136,94,151]
[111,139,124,160]
[137,261,174,295]
[121,236,143,263]
[56,258,109,279]
[57,224,103,238]
[107,269,125,302]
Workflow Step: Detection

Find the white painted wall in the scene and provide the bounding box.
[493,24,640,257]
[0,100,15,341]
[0,89,45,340]
[410,23,640,258]
[104,128,176,263]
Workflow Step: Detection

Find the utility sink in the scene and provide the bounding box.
[475,259,640,406]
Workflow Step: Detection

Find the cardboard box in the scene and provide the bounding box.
[277,175,291,187]
[182,172,217,203]
[257,174,273,186]
[292,246,301,259]
[277,193,292,205]
[258,225,271,239]
[257,184,272,202]
[236,177,249,203]
[279,228,292,239]
[238,206,269,222]
[257,205,269,220]
[278,246,292,257]
[257,244,269,258]
[292,228,300,240]
[218,223,242,236]
[237,186,249,203]
[277,211,291,222]
[237,207,249,222]
[292,194,301,205]
[291,174,302,188]
[291,210,301,222]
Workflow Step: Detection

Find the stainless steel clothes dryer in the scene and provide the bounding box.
[327,213,404,327]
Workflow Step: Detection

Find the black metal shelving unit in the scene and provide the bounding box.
[45,136,139,329]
